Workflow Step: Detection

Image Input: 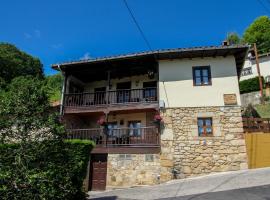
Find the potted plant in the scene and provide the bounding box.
[153,113,163,127]
[97,116,107,126]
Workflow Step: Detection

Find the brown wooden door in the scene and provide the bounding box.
[89,154,108,191]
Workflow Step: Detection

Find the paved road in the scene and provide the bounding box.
[160,184,270,200]
[88,168,270,200]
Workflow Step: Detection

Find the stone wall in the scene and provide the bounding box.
[106,153,173,188]
[161,106,248,178]
[105,106,248,188]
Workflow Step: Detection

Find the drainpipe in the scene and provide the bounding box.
[58,64,66,115]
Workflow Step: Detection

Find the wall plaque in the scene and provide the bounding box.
[224,94,237,105]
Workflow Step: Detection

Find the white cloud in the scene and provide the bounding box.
[80,52,91,60]
[24,33,32,39]
[24,29,41,39]
[34,29,41,38]
[50,43,63,49]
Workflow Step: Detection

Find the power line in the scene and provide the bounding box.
[257,0,270,14]
[122,0,153,51]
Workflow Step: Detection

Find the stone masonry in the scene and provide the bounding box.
[161,106,248,178]
[107,153,173,188]
[105,106,248,188]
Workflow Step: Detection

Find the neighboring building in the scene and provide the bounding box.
[52,45,249,191]
[240,52,270,81]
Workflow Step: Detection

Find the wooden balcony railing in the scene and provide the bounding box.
[64,88,157,107]
[243,117,270,133]
[66,126,160,147]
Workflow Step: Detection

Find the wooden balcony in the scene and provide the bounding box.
[66,126,160,153]
[63,88,158,114]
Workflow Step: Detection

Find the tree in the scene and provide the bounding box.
[226,32,241,45]
[0,43,44,83]
[243,16,270,53]
[0,76,63,143]
[44,73,63,102]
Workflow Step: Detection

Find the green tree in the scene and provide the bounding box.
[0,43,44,83]
[45,73,63,102]
[243,16,270,53]
[0,76,63,143]
[226,32,241,45]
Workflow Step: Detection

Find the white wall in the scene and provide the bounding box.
[240,56,270,81]
[159,56,241,107]
[84,74,157,92]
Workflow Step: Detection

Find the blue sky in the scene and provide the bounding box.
[0,0,269,75]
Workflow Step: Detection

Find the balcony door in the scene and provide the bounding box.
[117,82,131,103]
[107,122,118,137]
[143,81,157,102]
[94,87,106,105]
[128,121,141,136]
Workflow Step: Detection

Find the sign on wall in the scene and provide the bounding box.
[224,94,237,105]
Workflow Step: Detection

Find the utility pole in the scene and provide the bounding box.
[254,43,264,104]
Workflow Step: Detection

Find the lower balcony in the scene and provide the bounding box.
[66,126,160,153]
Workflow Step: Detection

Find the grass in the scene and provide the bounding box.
[255,103,270,118]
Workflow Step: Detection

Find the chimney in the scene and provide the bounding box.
[222,40,230,46]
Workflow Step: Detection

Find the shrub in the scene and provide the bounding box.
[239,76,265,94]
[0,139,95,200]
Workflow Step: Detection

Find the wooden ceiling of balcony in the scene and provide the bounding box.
[65,56,157,83]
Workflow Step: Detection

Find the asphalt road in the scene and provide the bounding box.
[88,168,270,200]
[90,185,270,200]
[159,184,270,200]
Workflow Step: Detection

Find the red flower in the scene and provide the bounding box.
[154,113,162,121]
[97,116,106,126]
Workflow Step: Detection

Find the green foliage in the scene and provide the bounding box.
[0,43,44,83]
[0,140,94,200]
[239,76,265,94]
[0,76,63,142]
[243,16,270,53]
[242,104,261,118]
[226,32,241,45]
[44,73,63,102]
[254,103,270,118]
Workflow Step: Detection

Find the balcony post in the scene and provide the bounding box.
[106,70,111,105]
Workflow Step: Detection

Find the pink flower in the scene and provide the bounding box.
[97,116,106,126]
[154,114,162,121]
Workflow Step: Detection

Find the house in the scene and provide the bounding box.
[240,52,270,81]
[52,45,249,191]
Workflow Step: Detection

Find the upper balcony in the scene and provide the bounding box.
[60,55,159,114]
[64,87,158,114]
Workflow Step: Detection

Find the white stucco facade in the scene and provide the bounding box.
[158,56,241,107]
[240,55,270,81]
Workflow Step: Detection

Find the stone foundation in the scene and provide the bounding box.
[161,106,248,178]
[107,153,173,188]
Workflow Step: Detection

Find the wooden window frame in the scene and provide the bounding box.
[197,117,213,137]
[192,66,212,86]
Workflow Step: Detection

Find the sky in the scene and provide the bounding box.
[0,0,269,75]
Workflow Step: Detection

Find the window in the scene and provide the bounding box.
[197,118,213,136]
[241,67,252,76]
[145,154,154,162]
[119,154,132,160]
[107,122,118,136]
[193,66,212,86]
[128,121,141,136]
[143,81,157,101]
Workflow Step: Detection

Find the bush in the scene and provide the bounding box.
[239,76,265,94]
[0,139,95,200]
